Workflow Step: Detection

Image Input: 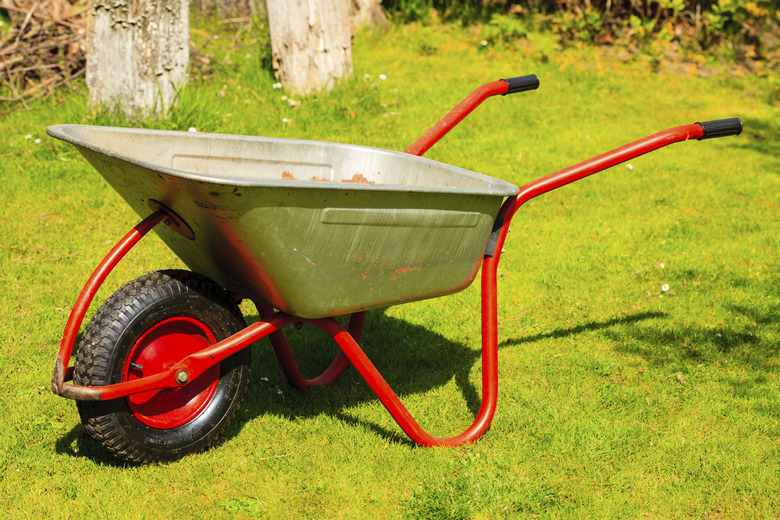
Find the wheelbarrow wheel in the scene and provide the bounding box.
[73,270,250,464]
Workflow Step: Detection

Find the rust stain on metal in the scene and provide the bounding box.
[281,171,331,182]
[50,355,66,395]
[341,173,374,184]
[61,384,103,401]
[51,355,103,401]
[280,171,374,183]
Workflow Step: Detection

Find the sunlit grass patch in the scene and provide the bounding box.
[1,20,778,519]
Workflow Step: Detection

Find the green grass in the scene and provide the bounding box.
[1,21,778,519]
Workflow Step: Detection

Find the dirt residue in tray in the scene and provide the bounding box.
[343,173,373,184]
[281,171,375,184]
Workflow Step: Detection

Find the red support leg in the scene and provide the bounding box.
[306,257,502,447]
[259,302,365,389]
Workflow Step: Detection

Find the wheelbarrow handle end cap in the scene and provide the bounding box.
[501,74,540,95]
[696,118,743,140]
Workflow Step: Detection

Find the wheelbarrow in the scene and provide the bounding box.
[48,75,743,464]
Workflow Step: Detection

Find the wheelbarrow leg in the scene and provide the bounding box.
[308,120,746,446]
[309,254,502,447]
[259,303,365,389]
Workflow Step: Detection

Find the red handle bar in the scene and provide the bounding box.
[405,74,539,156]
[404,74,742,252]
[484,121,743,258]
[510,117,742,216]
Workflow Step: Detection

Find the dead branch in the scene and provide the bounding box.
[0,0,88,108]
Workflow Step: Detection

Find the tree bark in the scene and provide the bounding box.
[266,0,353,96]
[86,0,189,119]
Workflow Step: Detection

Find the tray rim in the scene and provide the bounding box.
[47,124,520,197]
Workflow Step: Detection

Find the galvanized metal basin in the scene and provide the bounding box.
[47,124,519,318]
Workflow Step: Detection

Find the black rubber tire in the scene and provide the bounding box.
[73,270,250,464]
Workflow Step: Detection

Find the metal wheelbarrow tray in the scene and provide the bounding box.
[46,125,517,319]
[48,75,743,464]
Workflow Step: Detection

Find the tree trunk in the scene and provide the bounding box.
[266,0,353,96]
[86,0,189,119]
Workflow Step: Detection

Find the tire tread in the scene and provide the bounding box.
[74,270,249,464]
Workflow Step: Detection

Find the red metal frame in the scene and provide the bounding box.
[257,303,363,389]
[405,80,509,156]
[51,79,715,447]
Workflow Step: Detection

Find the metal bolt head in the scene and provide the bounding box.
[175,369,189,384]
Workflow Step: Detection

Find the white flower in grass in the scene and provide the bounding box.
[379,74,387,80]
[188,127,197,133]
[661,284,670,292]
[273,82,282,89]
[34,138,41,143]
[25,134,32,139]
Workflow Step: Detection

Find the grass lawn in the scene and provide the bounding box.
[0,21,778,518]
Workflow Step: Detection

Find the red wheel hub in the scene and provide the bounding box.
[124,317,220,428]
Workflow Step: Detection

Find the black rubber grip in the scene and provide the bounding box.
[696,118,743,140]
[502,75,540,95]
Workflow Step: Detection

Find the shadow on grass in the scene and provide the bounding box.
[498,311,666,348]
[55,423,135,468]
[736,117,780,167]
[236,309,668,446]
[608,300,779,375]
[53,308,676,462]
